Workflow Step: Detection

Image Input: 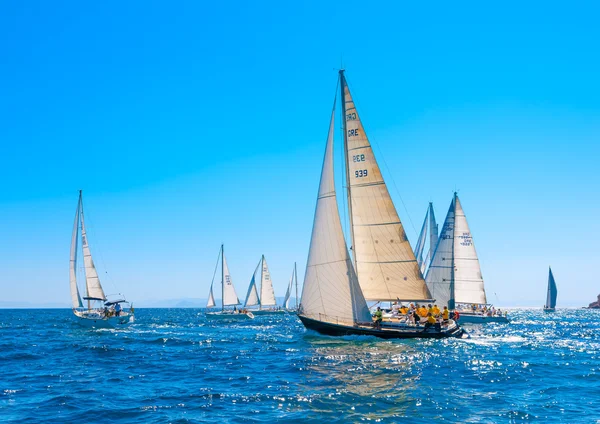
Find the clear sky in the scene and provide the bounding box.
[1,1,599,307]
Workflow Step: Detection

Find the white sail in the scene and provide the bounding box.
[453,195,487,304]
[259,256,277,307]
[299,99,371,324]
[341,74,430,301]
[79,197,106,301]
[283,267,294,309]
[414,206,429,272]
[221,254,240,306]
[206,285,216,308]
[426,203,439,269]
[425,198,455,307]
[69,194,83,308]
[244,259,261,307]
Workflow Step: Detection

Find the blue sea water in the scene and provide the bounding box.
[1,308,599,423]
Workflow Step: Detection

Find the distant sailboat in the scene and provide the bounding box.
[70,191,134,328]
[244,255,284,315]
[206,245,253,319]
[297,71,464,339]
[543,267,557,312]
[283,262,299,312]
[414,202,439,275]
[425,193,508,323]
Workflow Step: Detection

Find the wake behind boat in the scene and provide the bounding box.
[297,71,464,340]
[543,267,558,312]
[205,244,254,319]
[69,191,134,328]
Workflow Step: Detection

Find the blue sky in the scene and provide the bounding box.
[1,1,599,307]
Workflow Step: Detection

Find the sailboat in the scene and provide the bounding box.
[283,262,299,312]
[543,267,557,312]
[206,245,253,319]
[70,191,134,328]
[297,71,464,339]
[425,193,508,323]
[243,255,284,315]
[414,202,439,275]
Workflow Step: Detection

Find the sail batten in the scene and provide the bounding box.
[299,93,371,324]
[340,73,430,301]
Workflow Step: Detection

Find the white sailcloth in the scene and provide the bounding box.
[222,254,240,306]
[260,256,277,307]
[342,75,430,301]
[425,199,455,307]
[283,268,294,309]
[414,206,429,272]
[244,261,260,307]
[426,203,439,268]
[299,100,371,324]
[453,195,487,304]
[206,285,216,308]
[79,198,106,301]
[69,196,83,308]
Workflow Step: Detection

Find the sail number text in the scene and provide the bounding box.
[346,112,357,121]
[355,170,368,178]
[348,129,360,137]
[352,154,365,162]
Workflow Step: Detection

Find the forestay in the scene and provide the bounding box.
[341,73,430,301]
[299,100,371,324]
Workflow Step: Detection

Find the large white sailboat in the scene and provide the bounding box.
[297,71,464,339]
[425,193,508,323]
[70,191,134,328]
[206,245,253,319]
[243,255,284,315]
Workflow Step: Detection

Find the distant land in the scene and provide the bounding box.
[0,297,298,309]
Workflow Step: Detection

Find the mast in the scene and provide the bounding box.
[221,244,224,311]
[260,255,264,310]
[448,192,457,311]
[80,191,90,311]
[294,261,298,309]
[340,70,357,269]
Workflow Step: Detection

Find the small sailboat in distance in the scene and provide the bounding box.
[544,267,557,312]
[283,262,299,312]
[243,255,284,315]
[206,245,253,319]
[297,71,464,339]
[70,191,134,328]
[414,202,439,275]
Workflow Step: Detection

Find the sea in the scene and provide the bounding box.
[1,308,599,423]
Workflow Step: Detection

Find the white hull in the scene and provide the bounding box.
[206,311,254,319]
[457,312,509,324]
[73,311,134,328]
[250,309,285,316]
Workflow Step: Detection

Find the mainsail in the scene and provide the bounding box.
[244,259,261,307]
[259,256,277,307]
[79,194,106,301]
[299,97,371,324]
[425,193,487,308]
[545,267,557,309]
[340,72,430,301]
[69,193,83,308]
[221,252,240,307]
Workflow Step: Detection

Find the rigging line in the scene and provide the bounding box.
[209,246,221,289]
[84,201,119,294]
[343,75,419,239]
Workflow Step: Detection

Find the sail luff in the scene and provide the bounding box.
[341,73,431,301]
[299,93,371,324]
[69,193,83,308]
[79,194,106,301]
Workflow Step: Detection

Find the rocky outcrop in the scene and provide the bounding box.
[588,294,600,309]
